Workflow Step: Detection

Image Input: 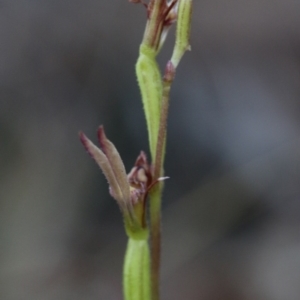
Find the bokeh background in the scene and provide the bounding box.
[1,1,300,299]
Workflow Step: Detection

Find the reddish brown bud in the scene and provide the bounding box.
[163,61,176,82]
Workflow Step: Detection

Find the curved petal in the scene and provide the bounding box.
[79,131,125,208]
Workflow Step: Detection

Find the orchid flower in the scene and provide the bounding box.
[79,126,167,238]
[79,1,192,298]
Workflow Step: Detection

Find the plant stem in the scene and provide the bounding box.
[124,237,151,300]
[150,62,175,300]
[153,62,175,180]
[149,185,162,300]
[135,1,192,299]
[150,5,192,289]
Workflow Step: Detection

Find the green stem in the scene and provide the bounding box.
[149,186,162,300]
[153,62,175,179]
[124,237,151,300]
[149,61,175,300]
[133,2,192,300]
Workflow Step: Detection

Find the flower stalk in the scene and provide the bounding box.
[80,1,192,299]
[135,1,192,299]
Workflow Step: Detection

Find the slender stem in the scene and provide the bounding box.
[149,7,192,297]
[153,62,175,179]
[149,186,162,300]
[150,62,175,300]
[134,1,191,299]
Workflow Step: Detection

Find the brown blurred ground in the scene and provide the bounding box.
[1,1,300,299]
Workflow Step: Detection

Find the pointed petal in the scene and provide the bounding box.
[97,126,131,205]
[79,131,125,207]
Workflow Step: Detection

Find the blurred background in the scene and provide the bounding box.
[1,0,300,299]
